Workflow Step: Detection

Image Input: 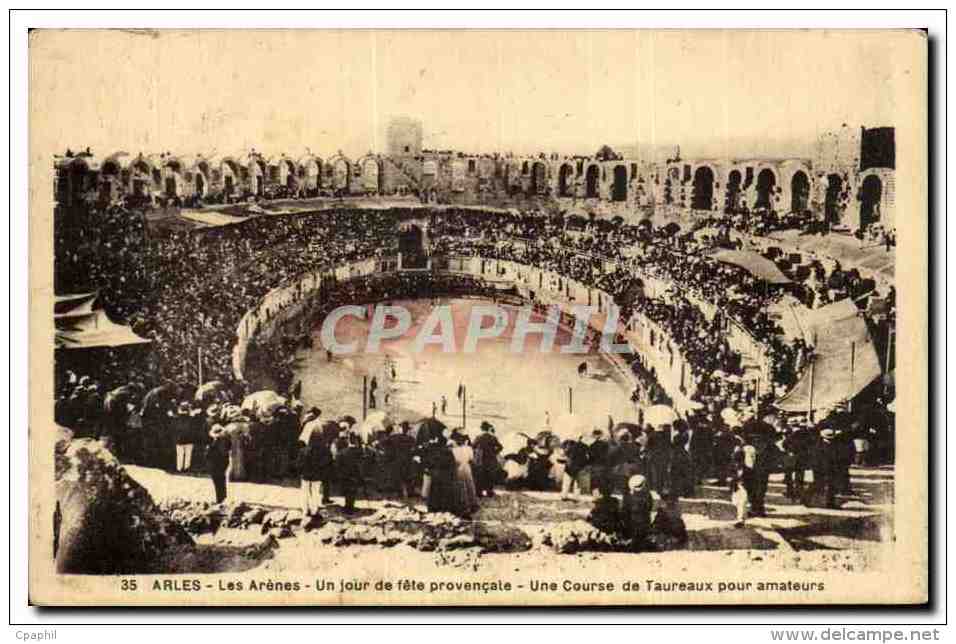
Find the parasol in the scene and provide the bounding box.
[414,417,447,444]
[142,383,178,413]
[612,422,642,441]
[357,410,393,442]
[241,390,287,418]
[550,412,592,441]
[104,384,141,413]
[645,404,677,427]
[195,380,230,405]
[500,433,529,456]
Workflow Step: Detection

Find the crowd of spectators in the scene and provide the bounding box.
[55,201,893,443]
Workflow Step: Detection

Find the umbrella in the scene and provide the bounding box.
[104,384,141,413]
[414,417,447,445]
[241,390,287,418]
[551,413,592,441]
[501,433,529,455]
[357,410,393,442]
[195,380,229,405]
[612,422,642,440]
[142,383,178,413]
[645,404,677,427]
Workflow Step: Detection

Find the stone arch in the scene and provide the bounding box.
[724,169,743,213]
[128,157,155,198]
[824,173,845,224]
[585,164,601,198]
[98,154,128,202]
[357,155,382,193]
[691,165,716,210]
[531,161,548,195]
[219,157,242,197]
[478,158,495,179]
[276,157,298,191]
[58,156,95,206]
[162,157,185,197]
[859,173,883,229]
[611,164,628,202]
[298,156,322,191]
[558,163,574,197]
[754,167,778,210]
[327,154,351,192]
[248,155,267,196]
[790,169,810,213]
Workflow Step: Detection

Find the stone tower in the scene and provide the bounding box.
[387,117,423,158]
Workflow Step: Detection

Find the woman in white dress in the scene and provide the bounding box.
[450,432,479,517]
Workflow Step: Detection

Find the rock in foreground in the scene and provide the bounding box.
[54,436,194,574]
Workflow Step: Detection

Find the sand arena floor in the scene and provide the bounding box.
[292,297,636,438]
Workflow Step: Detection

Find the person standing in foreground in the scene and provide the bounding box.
[173,402,194,473]
[450,431,479,517]
[298,428,333,523]
[559,435,590,500]
[335,432,366,514]
[808,427,841,509]
[472,421,503,498]
[205,425,231,504]
[385,422,417,498]
[621,474,654,551]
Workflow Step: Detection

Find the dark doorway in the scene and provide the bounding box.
[725,170,742,213]
[532,162,547,195]
[859,175,883,229]
[196,173,205,197]
[165,176,177,197]
[255,175,264,196]
[224,175,234,196]
[692,166,715,210]
[755,169,776,210]
[585,165,600,198]
[790,171,810,213]
[399,225,427,269]
[825,174,843,224]
[559,164,573,197]
[612,165,628,202]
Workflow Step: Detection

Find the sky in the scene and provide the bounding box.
[30,29,919,161]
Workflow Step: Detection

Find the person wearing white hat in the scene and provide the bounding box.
[621,474,653,550]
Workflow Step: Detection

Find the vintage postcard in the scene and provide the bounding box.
[28,28,928,606]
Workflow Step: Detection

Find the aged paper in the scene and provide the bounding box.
[29,29,927,606]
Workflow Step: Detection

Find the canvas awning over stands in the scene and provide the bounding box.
[774,298,881,413]
[54,293,150,350]
[708,249,792,284]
